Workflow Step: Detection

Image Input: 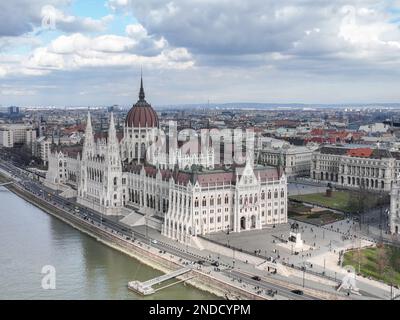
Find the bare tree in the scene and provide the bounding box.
[376,245,389,276]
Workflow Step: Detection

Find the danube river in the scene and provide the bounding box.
[0,187,217,299]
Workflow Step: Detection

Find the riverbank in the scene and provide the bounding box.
[0,172,264,300]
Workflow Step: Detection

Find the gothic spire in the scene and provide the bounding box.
[86,111,93,135]
[109,112,115,134]
[108,112,118,145]
[84,111,94,149]
[139,70,145,101]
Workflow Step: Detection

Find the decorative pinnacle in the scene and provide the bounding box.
[139,69,145,101]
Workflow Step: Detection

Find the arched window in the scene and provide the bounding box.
[113,177,117,185]
[141,142,146,158]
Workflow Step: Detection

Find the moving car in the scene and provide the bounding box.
[291,289,304,295]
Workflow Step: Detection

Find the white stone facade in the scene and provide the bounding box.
[45,79,288,242]
[390,178,400,235]
[259,145,316,177]
[0,124,36,148]
[311,145,399,192]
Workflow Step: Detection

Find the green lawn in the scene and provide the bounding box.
[289,191,380,213]
[343,245,400,286]
[288,202,344,226]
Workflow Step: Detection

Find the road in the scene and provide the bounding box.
[0,158,322,300]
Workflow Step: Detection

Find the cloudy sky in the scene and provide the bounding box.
[1,0,400,107]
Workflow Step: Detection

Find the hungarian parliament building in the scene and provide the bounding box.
[45,78,288,243]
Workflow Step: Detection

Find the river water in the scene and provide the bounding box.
[0,187,217,299]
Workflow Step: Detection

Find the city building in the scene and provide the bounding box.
[258,144,316,177]
[0,128,13,147]
[311,145,400,192]
[33,136,52,165]
[390,178,400,235]
[45,77,288,243]
[0,124,37,148]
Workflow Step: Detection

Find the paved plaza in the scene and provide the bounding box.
[205,216,400,299]
[205,218,367,268]
[288,182,327,196]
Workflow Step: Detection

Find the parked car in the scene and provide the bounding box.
[251,276,261,281]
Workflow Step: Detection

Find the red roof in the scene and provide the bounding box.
[125,102,159,128]
[346,148,373,158]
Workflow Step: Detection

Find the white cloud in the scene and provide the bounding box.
[45,6,114,33]
[108,0,400,73]
[12,31,194,74]
[125,23,147,39]
[2,0,400,106]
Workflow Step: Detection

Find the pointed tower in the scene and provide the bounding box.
[108,112,118,147]
[78,112,94,201]
[83,111,94,157]
[139,71,145,101]
[103,112,123,212]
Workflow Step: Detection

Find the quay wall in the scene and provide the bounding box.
[1,174,266,300]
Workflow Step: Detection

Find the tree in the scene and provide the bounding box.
[354,244,366,273]
[376,245,389,276]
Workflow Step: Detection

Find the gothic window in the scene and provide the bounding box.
[202,197,206,206]
[268,191,271,199]
[113,177,117,186]
[141,143,146,158]
[217,196,221,205]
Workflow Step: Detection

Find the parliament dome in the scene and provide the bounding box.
[125,77,159,128]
